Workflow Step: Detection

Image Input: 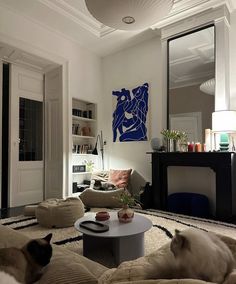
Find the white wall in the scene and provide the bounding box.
[0,6,103,196]
[230,11,236,108]
[0,6,102,104]
[102,11,236,209]
[102,37,163,182]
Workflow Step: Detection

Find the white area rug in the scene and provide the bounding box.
[1,208,236,267]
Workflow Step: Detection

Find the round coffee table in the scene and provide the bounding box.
[74,211,152,265]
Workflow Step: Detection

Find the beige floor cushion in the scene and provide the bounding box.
[79,188,124,208]
[35,197,84,228]
[24,204,38,216]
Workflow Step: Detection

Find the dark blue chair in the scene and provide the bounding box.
[168,192,210,218]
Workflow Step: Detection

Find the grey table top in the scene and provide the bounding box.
[74,211,152,238]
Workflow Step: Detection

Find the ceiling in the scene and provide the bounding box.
[169,26,215,89]
[0,0,235,57]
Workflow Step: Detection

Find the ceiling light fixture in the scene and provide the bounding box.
[122,16,135,25]
[200,78,215,95]
[85,0,174,31]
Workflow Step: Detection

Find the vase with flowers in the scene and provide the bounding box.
[161,129,188,152]
[117,191,136,223]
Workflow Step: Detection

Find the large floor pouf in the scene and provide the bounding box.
[35,197,84,228]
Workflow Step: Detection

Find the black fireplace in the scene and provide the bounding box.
[148,152,236,222]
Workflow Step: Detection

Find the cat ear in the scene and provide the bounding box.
[44,233,52,243]
[175,233,186,249]
[171,230,190,256]
[175,229,180,235]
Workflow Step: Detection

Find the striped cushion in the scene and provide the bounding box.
[38,260,98,284]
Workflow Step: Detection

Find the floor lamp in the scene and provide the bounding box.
[92,130,104,170]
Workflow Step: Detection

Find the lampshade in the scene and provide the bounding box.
[92,145,98,155]
[212,111,236,133]
[85,0,174,31]
[200,78,215,95]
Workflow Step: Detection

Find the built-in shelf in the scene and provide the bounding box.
[72,115,96,122]
[71,98,97,198]
[72,171,92,175]
[72,153,93,156]
[72,135,95,139]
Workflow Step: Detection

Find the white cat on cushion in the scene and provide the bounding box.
[171,229,235,284]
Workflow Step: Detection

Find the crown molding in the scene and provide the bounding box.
[152,0,232,31]
[38,0,115,38]
[160,4,230,40]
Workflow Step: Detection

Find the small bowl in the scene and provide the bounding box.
[95,211,110,221]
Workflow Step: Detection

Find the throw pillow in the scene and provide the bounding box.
[108,169,132,189]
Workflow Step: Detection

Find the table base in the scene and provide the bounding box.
[83,233,144,265]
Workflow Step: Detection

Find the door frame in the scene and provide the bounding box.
[169,112,202,143]
[0,32,69,202]
[9,65,44,206]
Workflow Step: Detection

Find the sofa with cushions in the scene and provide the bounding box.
[1,222,236,284]
[79,169,146,208]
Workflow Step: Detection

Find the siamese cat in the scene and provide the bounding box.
[170,229,235,283]
[0,233,52,284]
[0,271,21,284]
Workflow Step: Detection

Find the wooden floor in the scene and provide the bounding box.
[0,206,25,219]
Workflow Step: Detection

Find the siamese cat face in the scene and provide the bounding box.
[0,233,53,284]
[25,233,53,267]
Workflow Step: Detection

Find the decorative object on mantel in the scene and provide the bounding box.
[219,133,229,151]
[212,110,236,151]
[117,191,135,223]
[150,137,161,151]
[160,129,188,152]
[112,83,149,142]
[85,0,174,31]
[205,128,212,152]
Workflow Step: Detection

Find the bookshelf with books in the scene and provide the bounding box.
[71,98,97,196]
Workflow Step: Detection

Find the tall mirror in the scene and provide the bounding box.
[168,25,215,143]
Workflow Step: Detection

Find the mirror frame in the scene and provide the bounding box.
[160,4,230,132]
[167,24,215,131]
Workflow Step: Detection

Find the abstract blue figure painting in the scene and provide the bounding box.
[112,83,149,142]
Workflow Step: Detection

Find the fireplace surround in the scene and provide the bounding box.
[148,152,236,222]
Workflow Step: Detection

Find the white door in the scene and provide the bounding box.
[44,66,63,199]
[170,113,201,143]
[9,65,44,206]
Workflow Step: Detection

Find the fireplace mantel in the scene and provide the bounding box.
[148,152,236,222]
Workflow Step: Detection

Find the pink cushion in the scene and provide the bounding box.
[108,169,132,188]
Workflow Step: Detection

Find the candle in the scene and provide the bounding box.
[188,142,194,152]
[195,142,202,152]
[205,129,212,151]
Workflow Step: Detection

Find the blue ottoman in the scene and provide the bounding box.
[168,192,210,218]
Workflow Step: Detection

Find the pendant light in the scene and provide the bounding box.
[85,0,174,31]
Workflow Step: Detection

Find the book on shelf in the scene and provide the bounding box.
[73,144,92,154]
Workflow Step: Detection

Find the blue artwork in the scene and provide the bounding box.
[112,83,149,142]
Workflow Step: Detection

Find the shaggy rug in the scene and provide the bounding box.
[1,208,236,267]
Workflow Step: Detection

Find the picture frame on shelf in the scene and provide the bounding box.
[73,165,86,173]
